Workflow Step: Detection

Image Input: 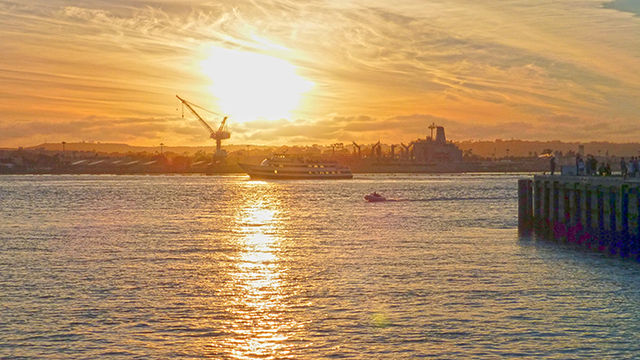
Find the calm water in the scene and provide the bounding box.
[1,174,640,359]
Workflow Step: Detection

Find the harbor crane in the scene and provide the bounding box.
[370,141,382,159]
[401,142,414,160]
[176,95,230,158]
[352,141,361,158]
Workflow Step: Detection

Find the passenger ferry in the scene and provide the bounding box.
[239,154,353,179]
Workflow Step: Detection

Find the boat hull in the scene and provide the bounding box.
[364,194,386,202]
[239,163,353,180]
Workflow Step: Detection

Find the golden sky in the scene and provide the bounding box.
[1,0,640,147]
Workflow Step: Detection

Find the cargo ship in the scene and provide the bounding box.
[239,154,353,179]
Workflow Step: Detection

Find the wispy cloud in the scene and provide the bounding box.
[1,0,640,146]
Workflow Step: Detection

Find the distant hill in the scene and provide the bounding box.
[455,140,640,158]
[18,139,640,159]
[25,142,272,155]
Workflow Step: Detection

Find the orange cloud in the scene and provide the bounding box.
[1,0,640,147]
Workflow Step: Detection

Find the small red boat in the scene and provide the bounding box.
[364,192,386,202]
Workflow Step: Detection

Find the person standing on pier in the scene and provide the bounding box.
[578,157,585,176]
[550,156,556,175]
[621,157,628,178]
[590,155,598,176]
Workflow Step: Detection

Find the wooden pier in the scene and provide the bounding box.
[519,175,640,260]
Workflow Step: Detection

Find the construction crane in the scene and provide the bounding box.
[370,141,382,159]
[352,141,361,158]
[176,95,230,158]
[401,142,414,160]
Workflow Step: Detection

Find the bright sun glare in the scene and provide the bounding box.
[201,47,314,122]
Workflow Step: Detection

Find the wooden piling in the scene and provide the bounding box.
[520,175,640,261]
[518,179,533,234]
[534,180,542,230]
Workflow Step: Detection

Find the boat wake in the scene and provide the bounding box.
[375,196,514,202]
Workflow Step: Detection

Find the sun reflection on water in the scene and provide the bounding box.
[217,184,300,359]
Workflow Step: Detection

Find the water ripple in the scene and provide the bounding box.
[1,174,640,358]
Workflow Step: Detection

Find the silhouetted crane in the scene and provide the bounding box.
[352,141,361,158]
[370,141,382,159]
[176,95,230,157]
[401,142,414,160]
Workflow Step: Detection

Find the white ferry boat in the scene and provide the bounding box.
[239,154,353,180]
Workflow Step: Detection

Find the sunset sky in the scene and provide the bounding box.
[1,0,640,147]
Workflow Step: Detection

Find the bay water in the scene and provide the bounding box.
[1,174,640,359]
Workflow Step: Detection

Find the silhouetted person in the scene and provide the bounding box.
[578,157,585,176]
[589,156,598,176]
[621,157,628,178]
[550,156,556,175]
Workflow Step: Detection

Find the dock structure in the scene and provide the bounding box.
[519,175,640,260]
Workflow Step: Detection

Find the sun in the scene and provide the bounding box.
[200,47,314,122]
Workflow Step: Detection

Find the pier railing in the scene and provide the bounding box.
[519,175,640,260]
